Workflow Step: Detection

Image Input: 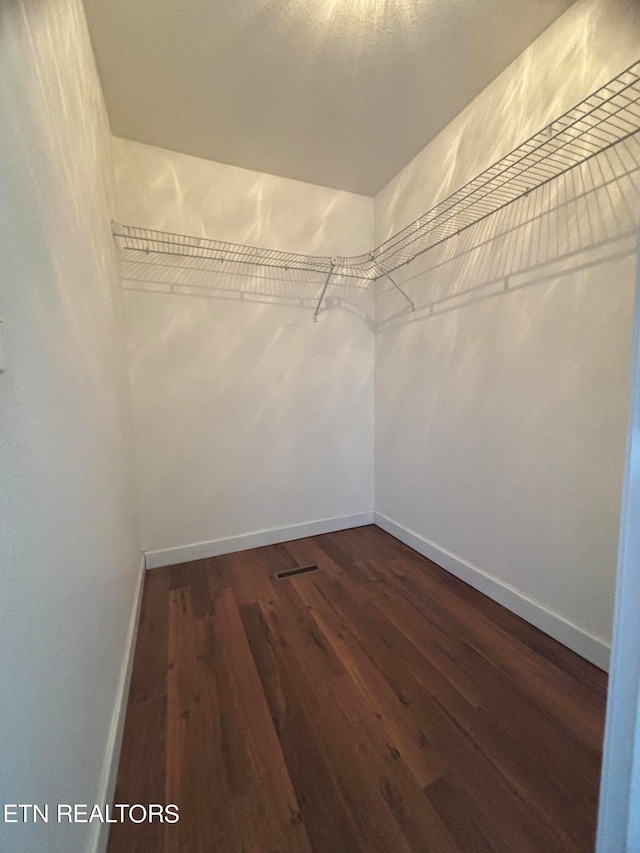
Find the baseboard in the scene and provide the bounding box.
[91,555,146,853]
[144,512,375,570]
[374,512,610,671]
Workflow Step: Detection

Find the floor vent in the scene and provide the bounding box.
[275,564,321,580]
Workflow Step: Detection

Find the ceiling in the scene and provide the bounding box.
[83,0,575,196]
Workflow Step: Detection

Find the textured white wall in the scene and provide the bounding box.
[113,137,374,257]
[125,292,374,559]
[374,0,640,667]
[114,140,375,560]
[375,0,640,243]
[0,2,141,851]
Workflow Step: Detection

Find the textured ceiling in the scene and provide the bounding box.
[83,0,575,195]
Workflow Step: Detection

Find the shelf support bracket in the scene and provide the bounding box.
[370,256,415,312]
[313,262,336,322]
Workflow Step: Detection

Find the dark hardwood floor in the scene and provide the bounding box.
[108,525,607,853]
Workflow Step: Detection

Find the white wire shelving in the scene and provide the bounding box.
[113,60,640,315]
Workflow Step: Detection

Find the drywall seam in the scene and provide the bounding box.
[91,556,146,853]
[374,512,611,671]
[144,512,375,569]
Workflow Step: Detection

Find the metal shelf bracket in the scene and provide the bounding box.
[370,256,415,312]
[313,261,336,322]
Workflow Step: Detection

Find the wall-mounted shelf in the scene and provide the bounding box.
[113,60,640,312]
[112,224,373,279]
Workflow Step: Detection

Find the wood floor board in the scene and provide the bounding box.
[107,566,170,853]
[249,590,416,852]
[210,587,313,853]
[375,551,605,750]
[291,572,447,789]
[108,525,607,853]
[241,599,375,853]
[202,553,235,595]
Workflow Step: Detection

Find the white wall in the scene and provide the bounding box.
[113,140,375,564]
[375,0,640,243]
[0,2,141,852]
[374,0,640,668]
[113,137,373,257]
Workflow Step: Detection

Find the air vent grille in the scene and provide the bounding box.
[275,564,321,580]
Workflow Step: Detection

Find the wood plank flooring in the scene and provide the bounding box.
[108,525,607,853]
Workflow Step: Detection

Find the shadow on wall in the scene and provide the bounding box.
[375,1,635,243]
[120,129,640,332]
[124,273,375,551]
[377,133,640,330]
[121,256,376,327]
[113,138,373,259]
[4,0,126,400]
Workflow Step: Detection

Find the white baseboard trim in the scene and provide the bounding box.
[144,512,375,570]
[92,555,146,853]
[374,512,610,671]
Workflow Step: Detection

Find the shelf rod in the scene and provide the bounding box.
[313,262,336,322]
[370,257,415,312]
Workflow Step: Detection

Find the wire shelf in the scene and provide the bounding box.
[113,59,640,282]
[112,225,377,280]
[372,60,640,273]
